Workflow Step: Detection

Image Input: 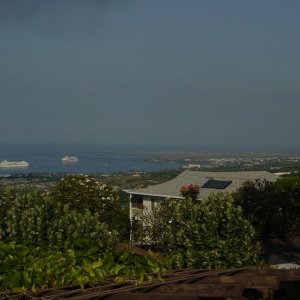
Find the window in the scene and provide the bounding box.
[132,195,144,209]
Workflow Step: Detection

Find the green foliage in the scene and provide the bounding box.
[49,175,130,240]
[0,186,118,249]
[111,250,168,283]
[234,178,300,239]
[131,198,177,252]
[135,193,259,269]
[234,180,279,238]
[49,175,116,212]
[273,178,300,237]
[0,180,167,292]
[0,241,110,291]
[0,241,170,292]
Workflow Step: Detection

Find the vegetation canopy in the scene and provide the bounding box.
[234,178,300,241]
[134,193,260,269]
[0,178,164,292]
[49,175,130,240]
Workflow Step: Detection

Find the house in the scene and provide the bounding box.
[126,170,278,221]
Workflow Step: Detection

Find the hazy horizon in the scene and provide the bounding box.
[0,141,299,154]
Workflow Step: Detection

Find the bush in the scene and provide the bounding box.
[49,175,119,213]
[49,175,130,241]
[136,193,260,269]
[234,178,300,240]
[0,186,118,250]
[0,184,168,292]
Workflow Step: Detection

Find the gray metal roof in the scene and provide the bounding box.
[127,170,278,199]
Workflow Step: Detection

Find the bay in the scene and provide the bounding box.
[0,143,181,175]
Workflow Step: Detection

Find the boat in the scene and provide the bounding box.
[0,160,29,168]
[183,164,201,169]
[62,155,79,164]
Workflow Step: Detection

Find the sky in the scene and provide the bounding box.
[0,0,299,151]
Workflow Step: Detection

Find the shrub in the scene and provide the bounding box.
[0,186,118,250]
[49,175,130,240]
[136,193,260,269]
[48,175,119,213]
[131,198,177,251]
[234,178,300,240]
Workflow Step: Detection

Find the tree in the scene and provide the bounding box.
[273,178,300,238]
[234,178,300,240]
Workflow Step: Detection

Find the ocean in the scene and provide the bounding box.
[0,143,181,175]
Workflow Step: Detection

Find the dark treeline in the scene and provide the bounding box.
[234,177,300,242]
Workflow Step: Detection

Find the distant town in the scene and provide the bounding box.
[1,151,299,193]
[143,151,300,172]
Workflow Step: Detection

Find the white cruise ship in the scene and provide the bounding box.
[0,160,29,168]
[62,155,79,164]
[182,163,201,169]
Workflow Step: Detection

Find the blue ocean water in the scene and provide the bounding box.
[0,144,181,175]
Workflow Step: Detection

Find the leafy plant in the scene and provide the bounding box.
[0,180,169,293]
[0,186,118,250]
[0,242,170,292]
[234,178,300,240]
[0,241,110,291]
[135,193,260,269]
[49,175,130,240]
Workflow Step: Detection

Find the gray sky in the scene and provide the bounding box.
[0,0,299,150]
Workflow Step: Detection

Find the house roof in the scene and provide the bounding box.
[127,170,278,199]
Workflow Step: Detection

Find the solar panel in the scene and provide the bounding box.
[201,179,232,189]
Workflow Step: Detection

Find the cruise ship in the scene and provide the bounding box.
[62,155,79,164]
[182,163,201,169]
[0,160,29,168]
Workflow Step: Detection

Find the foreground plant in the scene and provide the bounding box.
[0,241,170,292]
